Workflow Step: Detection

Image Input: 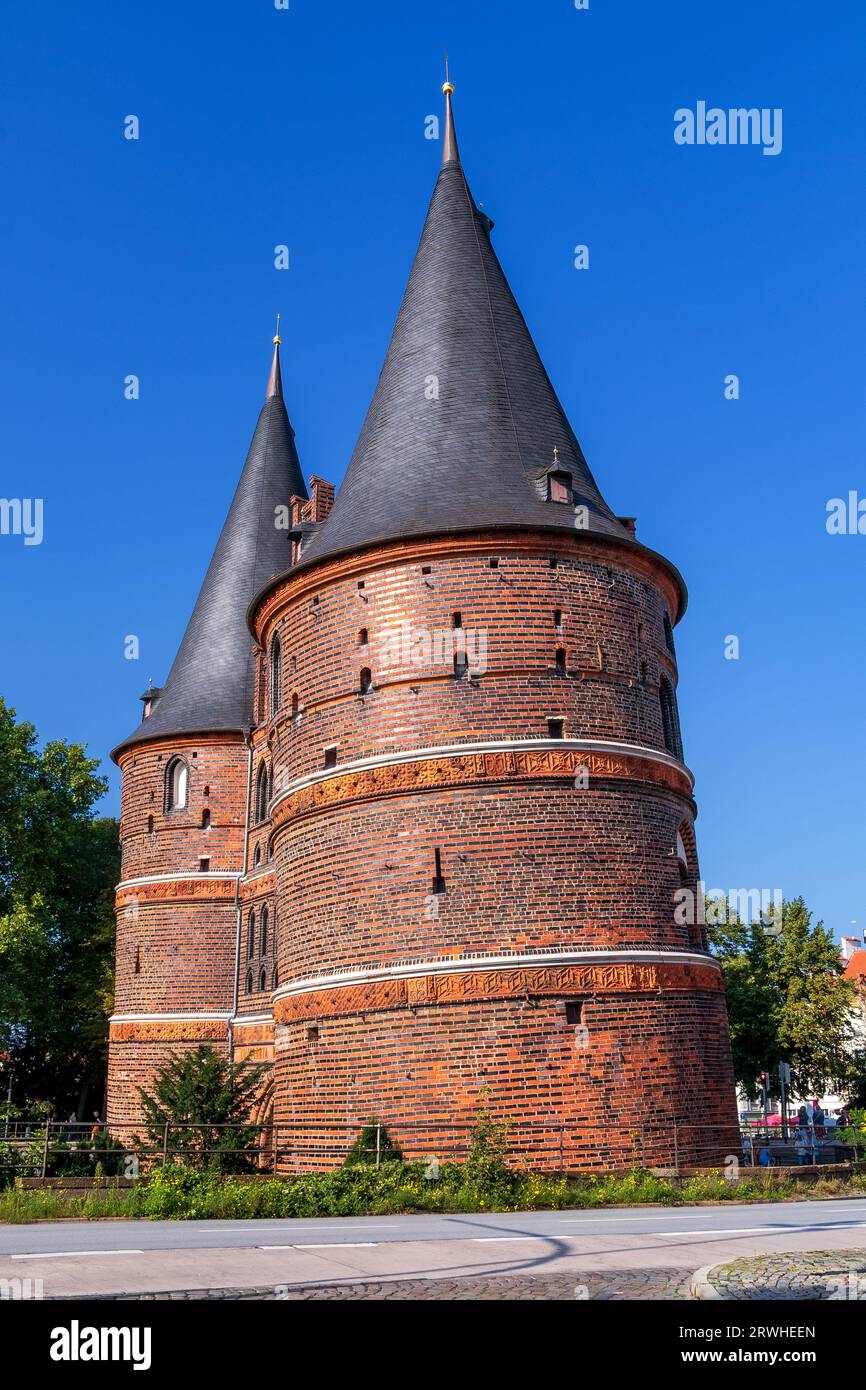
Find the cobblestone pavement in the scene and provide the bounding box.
[706,1249,866,1300]
[72,1269,694,1301]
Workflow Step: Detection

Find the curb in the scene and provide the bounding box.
[689,1263,725,1300]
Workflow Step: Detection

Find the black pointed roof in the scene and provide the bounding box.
[298,86,634,570]
[113,340,307,759]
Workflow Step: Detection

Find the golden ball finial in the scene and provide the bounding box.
[442,80,454,96]
[273,334,282,346]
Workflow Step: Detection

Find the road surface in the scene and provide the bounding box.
[3,1197,866,1297]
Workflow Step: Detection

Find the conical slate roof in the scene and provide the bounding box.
[113,340,307,758]
[299,86,634,569]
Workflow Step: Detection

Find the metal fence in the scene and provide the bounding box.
[0,1117,746,1179]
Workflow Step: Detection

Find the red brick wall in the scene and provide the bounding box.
[248,528,738,1169]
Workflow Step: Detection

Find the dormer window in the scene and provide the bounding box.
[164,757,188,812]
[548,470,572,505]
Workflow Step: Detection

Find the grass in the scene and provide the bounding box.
[1,1162,865,1224]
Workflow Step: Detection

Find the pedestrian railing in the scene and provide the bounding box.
[0,1117,745,1179]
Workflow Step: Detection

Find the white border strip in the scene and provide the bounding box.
[116,870,242,891]
[273,947,718,1002]
[109,1011,232,1023]
[271,736,693,811]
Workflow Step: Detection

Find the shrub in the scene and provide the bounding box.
[343,1119,403,1166]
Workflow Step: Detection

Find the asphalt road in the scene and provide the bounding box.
[3,1198,866,1297]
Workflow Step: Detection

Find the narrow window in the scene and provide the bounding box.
[291,692,299,718]
[306,1024,319,1043]
[260,968,267,992]
[203,785,210,797]
[432,847,446,895]
[359,666,372,694]
[565,1000,584,1025]
[134,945,141,976]
[358,628,368,646]
[640,661,648,685]
[555,647,567,676]
[254,843,261,867]
[663,613,676,657]
[147,814,154,834]
[659,677,683,760]
[199,856,210,873]
[489,557,499,569]
[246,971,253,995]
[452,612,462,629]
[248,911,255,959]
[270,634,282,715]
[164,757,188,812]
[260,906,269,955]
[323,746,337,769]
[273,966,279,990]
[201,808,210,830]
[547,718,564,740]
[554,610,562,629]
[255,761,269,823]
[453,650,467,680]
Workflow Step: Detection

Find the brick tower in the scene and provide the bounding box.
[247,85,739,1169]
[109,83,739,1168]
[107,335,307,1128]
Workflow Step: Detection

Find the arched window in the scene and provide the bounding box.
[254,761,269,824]
[260,905,269,955]
[291,692,299,718]
[247,911,255,959]
[359,666,372,695]
[260,967,267,992]
[663,613,676,657]
[270,635,282,715]
[555,647,567,676]
[659,677,683,760]
[246,970,253,995]
[164,757,188,812]
[254,843,261,867]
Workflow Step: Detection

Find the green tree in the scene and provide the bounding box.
[0,697,118,1116]
[139,1045,268,1171]
[710,894,857,1099]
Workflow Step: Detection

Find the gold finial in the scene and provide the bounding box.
[553,446,559,462]
[442,53,454,96]
[273,312,281,346]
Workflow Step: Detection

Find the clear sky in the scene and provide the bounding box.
[1,1,863,940]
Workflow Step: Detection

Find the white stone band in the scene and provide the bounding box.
[272,946,718,1003]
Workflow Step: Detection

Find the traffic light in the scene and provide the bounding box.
[758,1071,769,1108]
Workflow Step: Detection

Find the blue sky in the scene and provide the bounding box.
[1,1,863,939]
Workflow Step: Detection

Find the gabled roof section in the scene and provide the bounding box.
[299,82,634,569]
[113,334,307,759]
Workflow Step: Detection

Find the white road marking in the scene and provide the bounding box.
[263,1242,379,1250]
[206,1224,400,1233]
[470,1237,544,1243]
[11,1249,144,1260]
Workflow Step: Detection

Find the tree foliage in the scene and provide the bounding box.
[138,1045,268,1171]
[709,894,859,1099]
[0,697,118,1115]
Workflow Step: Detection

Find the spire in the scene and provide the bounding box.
[299,83,638,572]
[113,330,308,757]
[441,59,459,165]
[266,314,283,399]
